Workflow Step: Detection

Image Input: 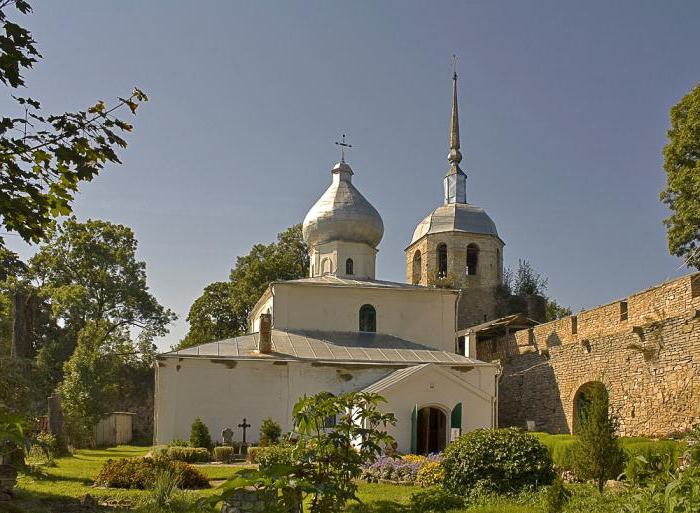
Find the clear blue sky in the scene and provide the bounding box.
[5,1,699,350]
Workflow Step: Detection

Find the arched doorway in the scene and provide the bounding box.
[417,407,447,454]
[572,381,607,433]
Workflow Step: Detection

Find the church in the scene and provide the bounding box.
[154,70,505,454]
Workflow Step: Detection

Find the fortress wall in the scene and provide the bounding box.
[485,273,700,436]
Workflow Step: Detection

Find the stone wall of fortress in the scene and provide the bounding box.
[478,273,700,436]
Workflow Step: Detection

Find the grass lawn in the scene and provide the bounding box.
[3,445,633,513]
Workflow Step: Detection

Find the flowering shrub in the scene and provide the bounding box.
[416,460,445,488]
[362,454,443,484]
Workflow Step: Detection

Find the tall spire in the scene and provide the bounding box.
[448,55,462,166]
[444,55,467,204]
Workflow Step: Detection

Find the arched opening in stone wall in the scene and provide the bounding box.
[359,304,376,333]
[417,406,447,454]
[346,258,354,276]
[412,251,422,284]
[466,243,479,276]
[437,244,448,278]
[572,381,607,433]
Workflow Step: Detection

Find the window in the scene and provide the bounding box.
[572,316,578,335]
[620,301,628,321]
[359,304,376,332]
[466,244,479,275]
[412,251,422,284]
[346,258,354,275]
[436,243,448,278]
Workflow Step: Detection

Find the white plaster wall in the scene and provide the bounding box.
[379,366,498,452]
[310,241,377,280]
[154,357,498,453]
[154,357,392,445]
[271,284,457,352]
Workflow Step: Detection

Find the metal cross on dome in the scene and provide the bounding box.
[335,133,352,163]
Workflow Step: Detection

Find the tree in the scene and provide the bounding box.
[177,281,240,349]
[661,83,700,269]
[0,1,147,252]
[179,224,308,348]
[545,299,572,322]
[189,417,212,450]
[571,383,625,491]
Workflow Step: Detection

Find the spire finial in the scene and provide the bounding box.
[449,55,462,165]
[335,133,352,163]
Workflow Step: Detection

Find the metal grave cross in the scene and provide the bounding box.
[335,133,352,163]
[238,418,252,444]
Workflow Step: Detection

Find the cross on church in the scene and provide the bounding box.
[335,134,352,162]
[238,418,251,444]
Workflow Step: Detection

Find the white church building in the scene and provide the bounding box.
[154,71,501,454]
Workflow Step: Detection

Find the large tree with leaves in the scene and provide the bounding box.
[661,83,700,269]
[0,0,147,252]
[179,225,308,349]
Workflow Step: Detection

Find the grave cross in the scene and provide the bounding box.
[238,418,252,444]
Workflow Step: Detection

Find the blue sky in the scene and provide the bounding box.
[5,1,699,350]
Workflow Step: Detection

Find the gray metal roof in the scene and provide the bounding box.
[410,203,499,245]
[163,329,486,366]
[362,364,430,394]
[281,275,446,291]
[302,161,384,248]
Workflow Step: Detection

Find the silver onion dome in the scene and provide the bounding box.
[303,161,384,248]
[410,203,498,245]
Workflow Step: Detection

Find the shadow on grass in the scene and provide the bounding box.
[20,466,93,486]
[346,501,411,513]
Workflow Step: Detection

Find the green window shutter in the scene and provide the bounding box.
[410,404,418,454]
[451,402,462,430]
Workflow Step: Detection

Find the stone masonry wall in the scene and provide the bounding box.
[481,273,700,436]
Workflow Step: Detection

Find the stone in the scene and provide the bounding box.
[222,427,234,445]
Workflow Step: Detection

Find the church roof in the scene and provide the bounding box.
[361,364,431,393]
[409,203,500,246]
[278,275,456,292]
[162,329,487,367]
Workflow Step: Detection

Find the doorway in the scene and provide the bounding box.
[417,407,447,454]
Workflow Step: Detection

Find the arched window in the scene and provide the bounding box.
[466,244,479,276]
[412,251,422,284]
[436,243,448,278]
[346,258,354,275]
[359,304,376,332]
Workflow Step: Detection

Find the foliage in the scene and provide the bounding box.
[543,478,571,513]
[94,456,209,490]
[571,383,626,491]
[661,83,700,269]
[189,417,213,451]
[259,417,282,447]
[254,443,292,469]
[624,454,675,487]
[161,446,210,463]
[166,438,189,448]
[532,433,579,471]
[213,445,236,463]
[30,431,58,465]
[0,2,147,253]
[415,460,446,488]
[409,486,464,512]
[624,465,700,513]
[361,454,442,485]
[178,224,309,349]
[545,299,573,322]
[58,321,124,446]
[148,468,182,512]
[207,391,396,513]
[442,428,555,495]
[503,259,548,297]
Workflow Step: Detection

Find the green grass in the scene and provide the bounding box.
[3,444,637,513]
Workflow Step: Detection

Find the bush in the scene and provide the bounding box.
[259,418,282,447]
[543,478,571,513]
[213,446,237,462]
[94,457,209,489]
[167,438,189,448]
[442,428,555,494]
[416,461,445,488]
[410,487,464,512]
[189,417,212,450]
[533,433,579,471]
[31,431,59,464]
[164,446,210,463]
[252,444,292,469]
